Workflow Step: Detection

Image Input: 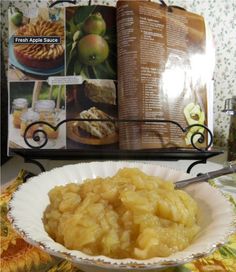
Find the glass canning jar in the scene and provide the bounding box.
[20,111,40,138]
[35,100,56,121]
[12,98,28,128]
[35,100,59,139]
[222,96,236,161]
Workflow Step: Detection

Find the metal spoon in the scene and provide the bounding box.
[175,162,236,189]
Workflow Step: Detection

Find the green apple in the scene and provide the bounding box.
[77,34,109,66]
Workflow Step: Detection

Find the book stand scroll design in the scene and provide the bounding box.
[13,118,222,178]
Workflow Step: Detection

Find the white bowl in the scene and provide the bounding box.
[8,161,235,272]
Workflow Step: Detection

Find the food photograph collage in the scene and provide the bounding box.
[8,4,118,152]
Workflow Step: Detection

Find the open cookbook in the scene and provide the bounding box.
[7,0,215,155]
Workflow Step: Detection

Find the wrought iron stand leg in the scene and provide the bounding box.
[22,171,37,183]
[187,159,207,174]
[15,152,46,181]
[23,158,46,173]
[22,158,46,182]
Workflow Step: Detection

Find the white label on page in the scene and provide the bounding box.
[48,76,83,85]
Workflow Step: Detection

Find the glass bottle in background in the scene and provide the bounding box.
[222,96,236,161]
[20,111,40,138]
[12,98,28,128]
[35,100,59,139]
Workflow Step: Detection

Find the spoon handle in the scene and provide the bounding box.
[175,161,236,189]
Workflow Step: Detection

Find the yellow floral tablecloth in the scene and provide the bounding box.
[1,170,236,272]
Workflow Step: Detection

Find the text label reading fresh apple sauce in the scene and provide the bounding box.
[13,36,61,44]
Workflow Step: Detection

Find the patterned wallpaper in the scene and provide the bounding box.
[1,0,236,148]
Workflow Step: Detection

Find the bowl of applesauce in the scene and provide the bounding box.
[8,161,235,272]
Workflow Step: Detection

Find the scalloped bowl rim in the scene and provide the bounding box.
[8,161,236,270]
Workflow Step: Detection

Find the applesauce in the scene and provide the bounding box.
[43,168,200,259]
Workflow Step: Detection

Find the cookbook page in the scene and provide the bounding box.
[117,0,210,150]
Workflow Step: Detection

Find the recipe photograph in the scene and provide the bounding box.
[8,81,66,152]
[8,6,65,81]
[66,5,117,79]
[66,79,119,149]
